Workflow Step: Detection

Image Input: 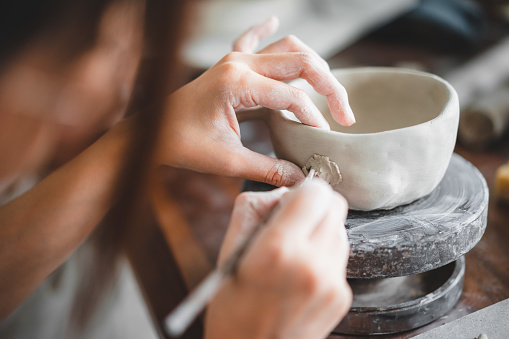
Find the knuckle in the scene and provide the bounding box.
[298,52,326,74]
[220,51,241,63]
[324,287,341,305]
[333,191,348,206]
[290,87,309,104]
[218,61,242,79]
[297,264,321,294]
[298,52,315,65]
[336,83,348,97]
[327,281,350,303]
[211,62,249,100]
[283,34,301,48]
[234,192,257,209]
[262,234,288,265]
[319,280,352,317]
[216,57,247,80]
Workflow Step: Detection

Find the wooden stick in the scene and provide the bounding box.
[164,169,316,336]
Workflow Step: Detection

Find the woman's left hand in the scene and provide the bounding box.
[157,17,354,187]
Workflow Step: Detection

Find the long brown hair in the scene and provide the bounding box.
[0,0,192,332]
[66,0,191,331]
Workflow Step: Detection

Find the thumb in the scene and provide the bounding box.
[233,147,305,187]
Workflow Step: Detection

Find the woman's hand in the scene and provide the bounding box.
[157,18,354,187]
[205,180,352,339]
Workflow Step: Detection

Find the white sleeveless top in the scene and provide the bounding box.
[0,178,158,339]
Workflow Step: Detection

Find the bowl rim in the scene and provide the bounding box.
[274,66,458,138]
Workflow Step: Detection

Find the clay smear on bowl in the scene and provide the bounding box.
[302,154,342,186]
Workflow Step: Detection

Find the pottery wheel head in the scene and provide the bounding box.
[302,154,342,186]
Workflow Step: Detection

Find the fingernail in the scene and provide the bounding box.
[347,105,356,125]
[269,161,305,188]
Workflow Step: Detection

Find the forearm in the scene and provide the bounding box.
[0,118,133,319]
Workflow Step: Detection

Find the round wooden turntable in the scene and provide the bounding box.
[344,153,488,279]
[243,153,489,335]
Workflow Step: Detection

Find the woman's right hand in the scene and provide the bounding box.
[205,179,352,339]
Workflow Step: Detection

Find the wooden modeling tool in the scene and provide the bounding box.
[164,169,316,336]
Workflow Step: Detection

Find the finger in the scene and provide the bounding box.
[244,52,355,126]
[310,193,348,241]
[219,187,289,264]
[230,188,290,230]
[310,194,350,266]
[237,71,330,129]
[230,146,305,187]
[266,179,335,238]
[258,34,330,70]
[287,277,352,339]
[233,16,279,53]
[295,280,353,339]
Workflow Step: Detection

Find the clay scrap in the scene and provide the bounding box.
[302,154,342,186]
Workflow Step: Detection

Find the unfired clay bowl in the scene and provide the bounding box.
[262,67,459,210]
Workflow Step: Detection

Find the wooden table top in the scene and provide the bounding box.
[127,28,509,339]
